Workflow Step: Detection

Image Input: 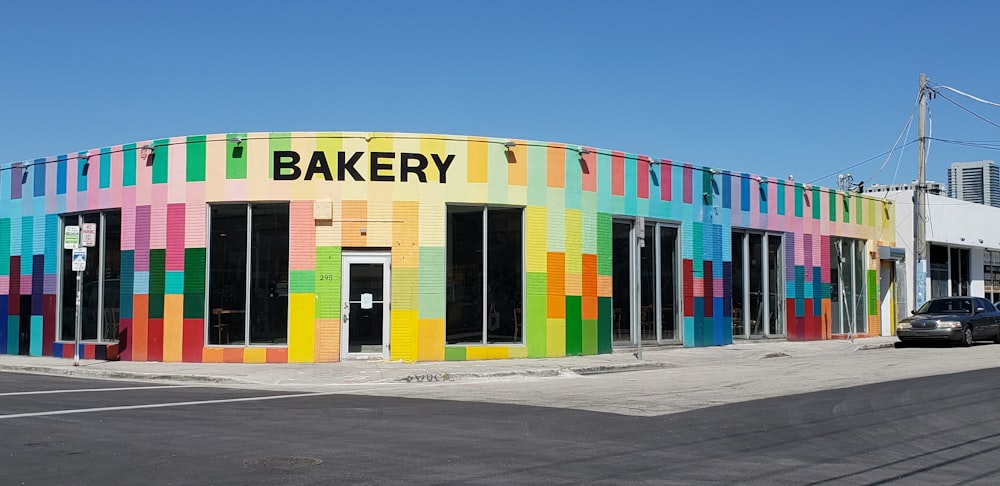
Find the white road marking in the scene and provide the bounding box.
[0,391,340,420]
[0,385,199,397]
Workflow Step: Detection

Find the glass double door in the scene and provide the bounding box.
[612,219,680,345]
[341,252,391,359]
[732,232,784,339]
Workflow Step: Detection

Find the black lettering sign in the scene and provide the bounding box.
[432,154,455,183]
[370,152,395,182]
[273,151,301,181]
[304,151,333,180]
[338,151,365,181]
[400,153,428,182]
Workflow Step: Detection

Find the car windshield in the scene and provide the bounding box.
[916,298,972,314]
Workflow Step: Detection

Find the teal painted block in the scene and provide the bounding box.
[527,144,548,207]
[30,316,42,356]
[597,296,612,354]
[624,155,637,215]
[597,152,612,213]
[565,148,582,210]
[123,143,137,186]
[526,294,547,357]
[164,271,184,294]
[683,316,695,347]
[418,293,445,320]
[7,317,18,355]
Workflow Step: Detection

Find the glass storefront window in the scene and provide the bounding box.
[60,211,121,343]
[445,205,523,345]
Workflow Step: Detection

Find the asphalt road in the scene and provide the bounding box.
[3,369,1000,485]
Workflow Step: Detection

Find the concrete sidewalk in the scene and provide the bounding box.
[0,337,898,389]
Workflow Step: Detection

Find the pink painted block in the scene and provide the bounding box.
[165,203,186,271]
[289,201,315,270]
[135,140,153,206]
[186,181,206,204]
[149,202,167,250]
[20,275,31,295]
[134,205,151,271]
[185,201,207,248]
[692,277,704,297]
[121,189,137,251]
[0,276,8,294]
[167,139,186,203]
[225,179,247,201]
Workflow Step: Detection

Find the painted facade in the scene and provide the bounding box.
[0,132,896,363]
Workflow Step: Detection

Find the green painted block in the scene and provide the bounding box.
[565,295,582,356]
[123,143,137,186]
[856,196,864,225]
[148,294,164,319]
[184,248,206,292]
[597,296,612,354]
[868,269,878,315]
[226,133,248,179]
[152,138,169,184]
[391,267,418,309]
[186,135,206,182]
[811,187,821,220]
[526,272,547,296]
[777,181,786,215]
[525,294,547,357]
[149,249,166,294]
[289,270,316,294]
[444,346,466,361]
[842,196,851,223]
[267,133,292,180]
[596,213,612,276]
[183,293,205,319]
[315,247,341,319]
[829,192,837,222]
[582,319,598,355]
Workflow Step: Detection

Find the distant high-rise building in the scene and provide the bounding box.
[947,160,1000,207]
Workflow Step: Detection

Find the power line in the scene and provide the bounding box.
[807,140,917,184]
[934,84,1000,109]
[935,91,1000,131]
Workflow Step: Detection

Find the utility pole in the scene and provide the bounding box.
[914,73,928,307]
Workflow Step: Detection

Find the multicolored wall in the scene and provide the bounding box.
[0,132,895,363]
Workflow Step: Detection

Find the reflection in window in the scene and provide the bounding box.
[830,237,867,334]
[611,221,632,342]
[208,203,289,346]
[445,206,523,345]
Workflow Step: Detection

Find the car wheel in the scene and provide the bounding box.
[894,340,909,349]
[960,326,974,347]
[994,327,1000,344]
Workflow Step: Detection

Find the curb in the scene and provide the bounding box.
[855,342,896,351]
[0,363,247,385]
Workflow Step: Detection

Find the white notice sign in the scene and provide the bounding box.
[64,225,80,249]
[360,293,373,310]
[72,247,87,272]
[81,223,97,248]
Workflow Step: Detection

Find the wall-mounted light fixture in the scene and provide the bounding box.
[578,147,591,155]
[141,145,155,166]
[79,154,91,176]
[503,140,516,149]
[19,163,29,184]
[229,137,245,159]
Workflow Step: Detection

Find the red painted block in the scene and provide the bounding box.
[147,318,164,362]
[266,348,288,363]
[181,318,204,362]
[223,348,244,363]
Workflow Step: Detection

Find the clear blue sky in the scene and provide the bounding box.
[3,0,1000,189]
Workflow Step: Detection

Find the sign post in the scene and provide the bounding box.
[65,224,85,367]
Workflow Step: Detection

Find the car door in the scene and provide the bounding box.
[985,298,1000,336]
[974,298,997,338]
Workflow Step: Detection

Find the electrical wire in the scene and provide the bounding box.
[935,92,1000,131]
[868,91,919,183]
[806,140,917,184]
[934,84,1000,109]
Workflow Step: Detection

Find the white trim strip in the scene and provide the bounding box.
[0,385,199,397]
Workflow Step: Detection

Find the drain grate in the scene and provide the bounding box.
[244,457,323,468]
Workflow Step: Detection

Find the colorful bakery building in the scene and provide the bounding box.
[0,132,900,363]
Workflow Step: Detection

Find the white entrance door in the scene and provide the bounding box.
[341,252,391,360]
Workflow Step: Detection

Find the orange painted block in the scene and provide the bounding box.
[565,273,582,296]
[547,252,566,294]
[266,348,288,363]
[508,143,527,186]
[202,348,224,363]
[223,348,244,363]
[132,295,149,361]
[547,294,566,319]
[582,254,597,279]
[341,200,368,247]
[546,143,565,188]
[821,299,832,340]
[314,318,340,363]
[582,295,598,320]
[597,276,612,297]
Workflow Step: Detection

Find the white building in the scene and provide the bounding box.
[864,181,945,196]
[881,190,1000,319]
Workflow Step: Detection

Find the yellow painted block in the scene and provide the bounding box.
[565,209,582,274]
[467,137,489,183]
[418,203,445,247]
[202,347,223,363]
[526,206,548,273]
[390,309,419,362]
[508,183,527,206]
[418,318,445,361]
[162,294,184,362]
[288,293,316,362]
[465,346,509,360]
[507,346,528,359]
[420,136,448,184]
[546,318,566,357]
[244,347,267,364]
